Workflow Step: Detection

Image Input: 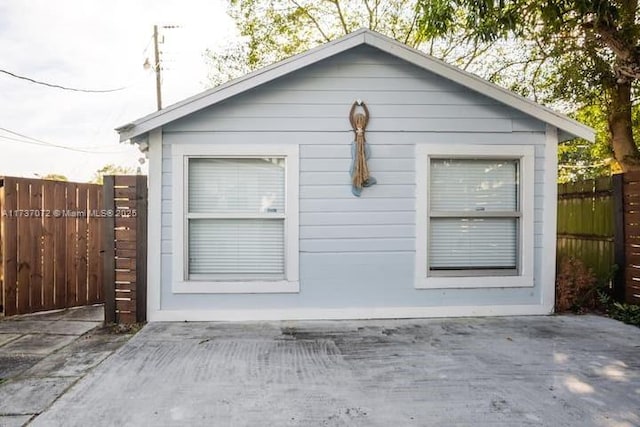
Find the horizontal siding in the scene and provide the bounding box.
[301,144,414,158]
[300,158,414,172]
[300,184,415,199]
[300,212,415,226]
[300,198,415,212]
[300,224,414,239]
[165,117,513,133]
[197,103,520,119]
[158,45,550,311]
[298,252,414,280]
[300,171,413,185]
[162,131,544,145]
[300,238,414,253]
[265,75,463,92]
[211,90,505,106]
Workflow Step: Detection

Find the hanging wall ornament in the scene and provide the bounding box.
[349,100,376,197]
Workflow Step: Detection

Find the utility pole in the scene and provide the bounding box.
[152,25,162,110]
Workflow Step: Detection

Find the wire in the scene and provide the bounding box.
[0,127,130,153]
[0,69,126,93]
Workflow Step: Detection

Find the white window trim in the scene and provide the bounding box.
[171,144,299,294]
[415,144,535,289]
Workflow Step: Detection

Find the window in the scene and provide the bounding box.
[172,145,299,293]
[415,144,534,289]
[429,159,519,273]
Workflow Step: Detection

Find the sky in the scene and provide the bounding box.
[0,0,236,181]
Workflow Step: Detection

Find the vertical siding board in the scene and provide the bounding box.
[2,178,18,316]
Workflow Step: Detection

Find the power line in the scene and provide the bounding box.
[0,127,130,153]
[0,69,126,93]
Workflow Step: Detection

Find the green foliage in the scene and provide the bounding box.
[558,105,614,182]
[38,173,68,182]
[598,291,640,327]
[206,0,501,87]
[418,0,624,102]
[416,0,640,171]
[609,303,640,326]
[208,0,640,173]
[91,164,135,185]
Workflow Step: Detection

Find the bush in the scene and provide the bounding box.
[598,291,640,327]
[555,257,599,312]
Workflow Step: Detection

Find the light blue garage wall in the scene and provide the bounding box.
[159,45,547,311]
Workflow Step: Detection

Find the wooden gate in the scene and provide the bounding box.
[0,177,103,316]
[102,175,147,324]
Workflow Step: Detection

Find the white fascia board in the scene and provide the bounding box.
[117,28,594,143]
[363,32,594,142]
[117,31,368,142]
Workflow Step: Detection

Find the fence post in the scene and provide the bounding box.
[612,173,626,302]
[102,175,116,324]
[135,175,147,323]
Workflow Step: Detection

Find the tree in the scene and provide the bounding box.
[415,0,640,172]
[91,164,135,185]
[38,173,68,181]
[206,0,497,86]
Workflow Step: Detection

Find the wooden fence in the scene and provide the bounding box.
[557,172,640,304]
[0,177,103,316]
[103,175,147,324]
[622,172,640,304]
[557,176,615,282]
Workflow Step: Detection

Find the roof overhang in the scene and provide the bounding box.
[116,29,594,143]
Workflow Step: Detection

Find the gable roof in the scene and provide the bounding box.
[116,29,594,142]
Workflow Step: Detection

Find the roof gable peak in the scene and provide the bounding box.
[117,28,593,142]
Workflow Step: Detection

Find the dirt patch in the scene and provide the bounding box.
[103,323,144,335]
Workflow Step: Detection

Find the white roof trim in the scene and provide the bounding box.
[117,29,594,142]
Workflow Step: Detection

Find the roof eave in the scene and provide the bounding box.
[116,28,595,143]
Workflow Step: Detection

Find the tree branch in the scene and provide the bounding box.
[363,0,374,29]
[583,21,634,61]
[329,0,350,34]
[290,0,332,42]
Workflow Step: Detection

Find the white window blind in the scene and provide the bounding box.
[189,158,285,214]
[430,159,518,212]
[429,159,519,271]
[189,219,284,275]
[187,158,285,279]
[430,218,517,269]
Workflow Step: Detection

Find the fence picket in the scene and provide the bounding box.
[42,180,55,310]
[17,181,31,313]
[76,185,88,306]
[1,178,18,315]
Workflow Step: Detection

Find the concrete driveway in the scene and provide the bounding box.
[29,315,640,427]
